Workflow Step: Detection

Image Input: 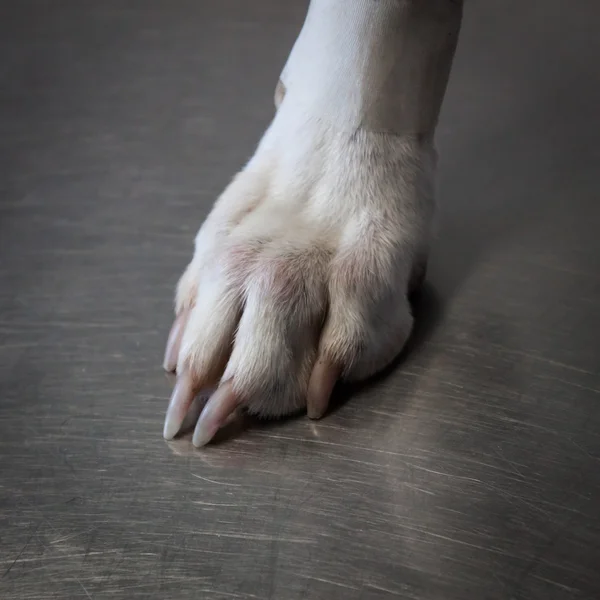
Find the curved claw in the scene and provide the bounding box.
[163,370,197,440]
[163,310,190,373]
[307,359,340,420]
[193,381,240,447]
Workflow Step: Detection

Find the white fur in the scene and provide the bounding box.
[279,0,463,135]
[172,0,462,417]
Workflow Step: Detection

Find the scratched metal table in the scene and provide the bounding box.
[1,1,600,599]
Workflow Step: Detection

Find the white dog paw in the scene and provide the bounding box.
[162,102,436,446]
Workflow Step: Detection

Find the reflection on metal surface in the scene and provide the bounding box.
[1,0,600,599]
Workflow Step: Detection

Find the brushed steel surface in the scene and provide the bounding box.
[1,1,600,599]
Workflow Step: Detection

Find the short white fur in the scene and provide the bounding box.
[171,0,463,418]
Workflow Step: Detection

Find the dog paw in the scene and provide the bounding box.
[162,103,435,446]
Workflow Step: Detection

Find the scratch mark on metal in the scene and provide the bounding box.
[2,523,39,579]
[76,577,93,599]
[190,472,242,487]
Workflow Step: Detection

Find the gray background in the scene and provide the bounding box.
[1,1,599,599]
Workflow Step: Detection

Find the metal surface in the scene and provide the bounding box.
[1,1,600,599]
